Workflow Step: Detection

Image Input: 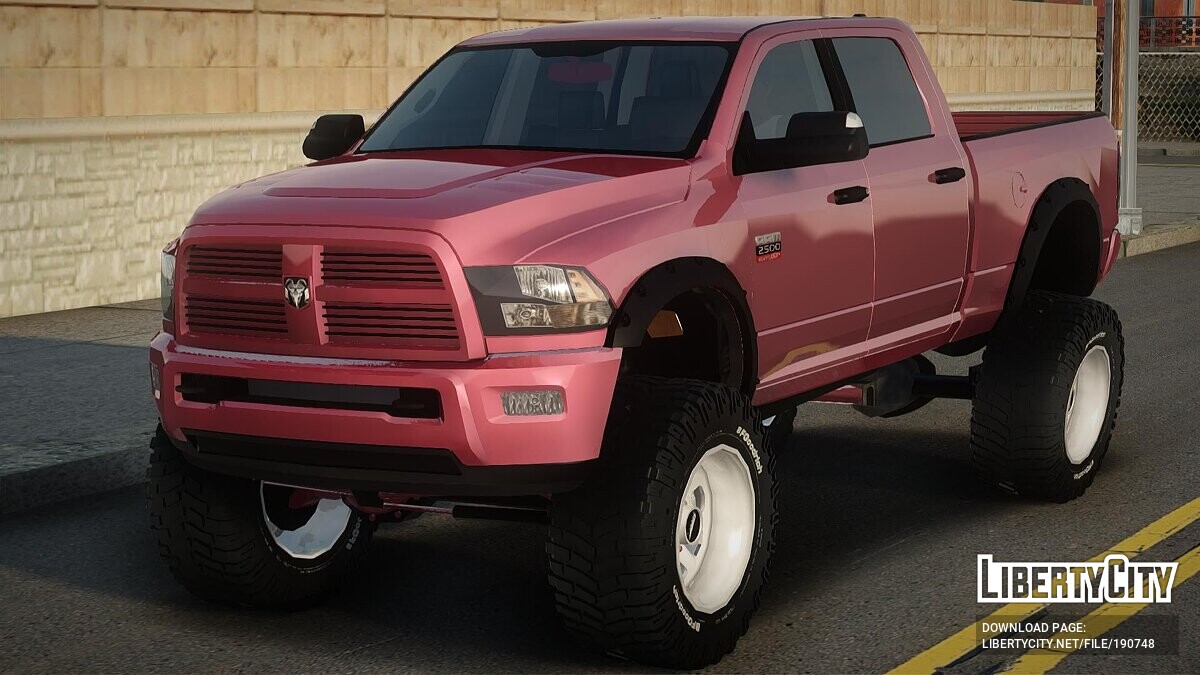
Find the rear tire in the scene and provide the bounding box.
[147,426,372,609]
[971,290,1124,502]
[547,377,777,669]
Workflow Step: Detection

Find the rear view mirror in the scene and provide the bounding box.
[733,111,868,175]
[548,61,613,84]
[302,114,365,161]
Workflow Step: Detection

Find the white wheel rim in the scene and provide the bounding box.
[676,443,756,614]
[260,483,353,560]
[1064,344,1112,464]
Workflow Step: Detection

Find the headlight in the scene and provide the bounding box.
[465,265,613,335]
[160,242,177,322]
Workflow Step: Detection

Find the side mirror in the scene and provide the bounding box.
[733,111,868,175]
[302,114,365,161]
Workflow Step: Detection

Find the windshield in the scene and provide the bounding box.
[359,41,734,157]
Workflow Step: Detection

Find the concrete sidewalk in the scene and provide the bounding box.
[0,300,159,513]
[1,161,1198,515]
[1127,162,1200,256]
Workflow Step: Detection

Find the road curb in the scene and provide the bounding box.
[1122,223,1200,258]
[0,443,148,515]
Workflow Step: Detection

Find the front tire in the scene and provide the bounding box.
[147,426,372,609]
[971,290,1125,502]
[547,377,777,669]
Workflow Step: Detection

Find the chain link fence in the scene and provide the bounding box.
[1096,52,1200,142]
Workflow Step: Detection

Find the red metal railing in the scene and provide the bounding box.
[1097,16,1200,51]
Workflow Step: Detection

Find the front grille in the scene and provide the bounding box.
[178,240,469,359]
[323,302,460,349]
[321,249,443,286]
[186,246,282,281]
[185,296,287,338]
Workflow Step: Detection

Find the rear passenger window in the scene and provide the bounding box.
[832,37,931,146]
[745,40,833,140]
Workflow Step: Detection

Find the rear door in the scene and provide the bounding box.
[825,30,971,344]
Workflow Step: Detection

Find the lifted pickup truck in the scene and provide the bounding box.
[148,16,1123,669]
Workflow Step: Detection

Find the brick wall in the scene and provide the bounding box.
[0,117,311,316]
[0,0,1098,318]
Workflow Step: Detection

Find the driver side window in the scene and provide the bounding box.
[745,40,833,140]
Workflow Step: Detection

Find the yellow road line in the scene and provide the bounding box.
[887,496,1200,675]
[1006,543,1200,674]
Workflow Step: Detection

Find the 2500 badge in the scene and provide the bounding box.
[755,232,782,262]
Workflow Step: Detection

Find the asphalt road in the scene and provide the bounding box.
[2,243,1199,673]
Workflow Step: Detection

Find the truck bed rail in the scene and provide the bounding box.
[954,111,1107,142]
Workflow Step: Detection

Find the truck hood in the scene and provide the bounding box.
[188,149,692,265]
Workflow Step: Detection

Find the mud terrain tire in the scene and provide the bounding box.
[147,426,372,609]
[971,290,1124,502]
[547,377,777,669]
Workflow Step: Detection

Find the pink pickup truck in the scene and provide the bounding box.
[148,16,1123,668]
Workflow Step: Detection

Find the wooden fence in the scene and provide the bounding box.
[1,0,1098,120]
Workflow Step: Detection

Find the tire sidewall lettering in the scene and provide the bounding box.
[736,425,764,474]
[1072,459,1095,480]
[672,585,701,632]
[344,516,363,550]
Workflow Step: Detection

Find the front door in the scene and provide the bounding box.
[737,36,875,396]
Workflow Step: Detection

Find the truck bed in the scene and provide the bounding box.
[949,110,1119,342]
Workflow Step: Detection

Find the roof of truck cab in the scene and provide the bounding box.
[459,16,826,45]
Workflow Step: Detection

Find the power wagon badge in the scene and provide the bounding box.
[755,232,782,262]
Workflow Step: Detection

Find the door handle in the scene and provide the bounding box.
[932,167,966,184]
[831,185,869,205]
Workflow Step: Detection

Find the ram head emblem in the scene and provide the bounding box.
[283,277,311,309]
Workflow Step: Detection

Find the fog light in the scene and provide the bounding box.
[150,363,162,400]
[501,390,564,416]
